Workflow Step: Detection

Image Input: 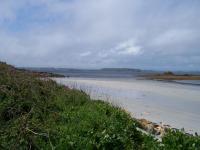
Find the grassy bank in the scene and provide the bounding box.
[0,62,200,149]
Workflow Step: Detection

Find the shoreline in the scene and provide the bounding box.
[53,77,200,135]
[53,78,194,138]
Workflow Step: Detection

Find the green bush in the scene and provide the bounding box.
[162,130,200,150]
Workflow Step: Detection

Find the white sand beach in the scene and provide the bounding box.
[53,77,200,134]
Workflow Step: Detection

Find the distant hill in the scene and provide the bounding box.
[0,62,64,77]
[101,68,142,72]
[22,67,155,78]
[21,67,200,78]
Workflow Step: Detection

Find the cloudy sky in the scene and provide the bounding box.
[0,0,199,70]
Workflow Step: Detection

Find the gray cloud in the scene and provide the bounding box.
[0,0,200,70]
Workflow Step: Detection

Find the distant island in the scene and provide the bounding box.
[146,71,200,80]
[101,68,141,72]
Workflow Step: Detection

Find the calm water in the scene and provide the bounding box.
[174,80,200,86]
[54,77,200,134]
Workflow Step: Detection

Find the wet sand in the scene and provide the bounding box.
[53,77,200,134]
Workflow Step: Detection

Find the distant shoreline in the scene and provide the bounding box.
[145,72,200,81]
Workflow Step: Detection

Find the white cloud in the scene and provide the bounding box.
[114,39,142,55]
[80,51,91,57]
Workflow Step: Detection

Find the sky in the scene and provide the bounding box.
[0,0,200,71]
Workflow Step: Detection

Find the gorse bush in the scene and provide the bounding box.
[0,62,200,149]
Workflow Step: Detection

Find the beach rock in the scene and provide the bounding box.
[137,119,170,137]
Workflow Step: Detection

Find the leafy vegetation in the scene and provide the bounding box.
[0,62,200,149]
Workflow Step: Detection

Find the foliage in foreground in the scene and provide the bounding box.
[0,62,200,149]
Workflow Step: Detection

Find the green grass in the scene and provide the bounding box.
[0,62,200,149]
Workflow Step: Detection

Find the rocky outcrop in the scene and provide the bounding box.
[137,119,170,137]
